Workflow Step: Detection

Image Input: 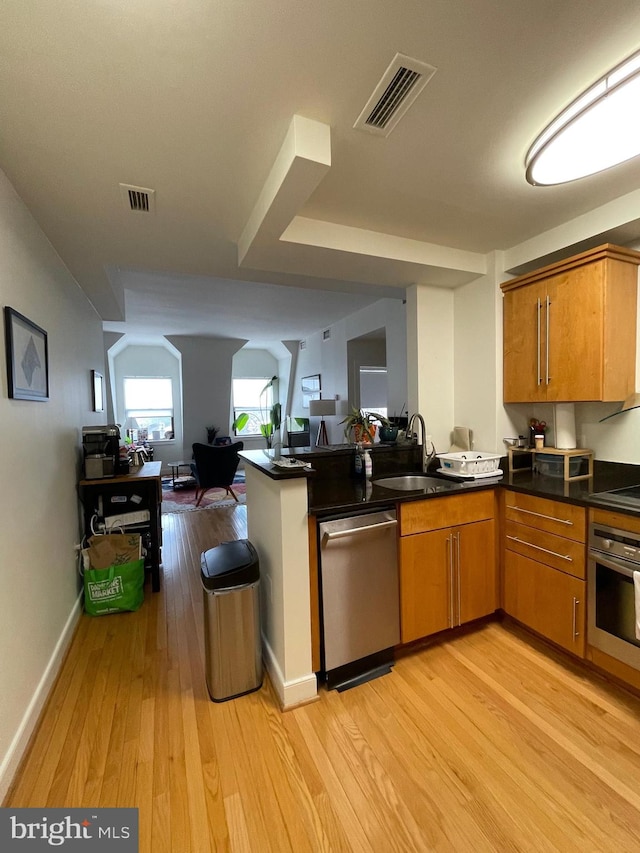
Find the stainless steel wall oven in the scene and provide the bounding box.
[588,522,640,670]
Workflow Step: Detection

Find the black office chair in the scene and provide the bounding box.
[191,441,244,507]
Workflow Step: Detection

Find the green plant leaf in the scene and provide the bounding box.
[232,412,249,432]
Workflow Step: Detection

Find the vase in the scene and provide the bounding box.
[354,424,376,443]
[379,426,398,443]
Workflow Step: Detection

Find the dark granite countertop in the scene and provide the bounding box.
[239,448,316,480]
[308,473,498,514]
[241,446,640,519]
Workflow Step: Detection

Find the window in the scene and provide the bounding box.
[124,376,174,440]
[232,378,273,437]
[359,366,388,419]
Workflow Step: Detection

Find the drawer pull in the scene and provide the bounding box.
[572,597,580,639]
[506,534,573,562]
[510,505,573,526]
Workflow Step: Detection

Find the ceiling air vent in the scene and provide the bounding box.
[300,340,307,350]
[323,329,331,341]
[119,183,156,214]
[354,52,437,137]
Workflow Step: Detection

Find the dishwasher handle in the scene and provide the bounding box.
[323,519,397,541]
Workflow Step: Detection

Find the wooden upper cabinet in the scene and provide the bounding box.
[502,244,639,403]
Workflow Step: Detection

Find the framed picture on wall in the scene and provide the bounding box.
[92,369,104,412]
[301,374,321,408]
[4,306,49,401]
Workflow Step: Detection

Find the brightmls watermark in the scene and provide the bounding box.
[0,809,138,850]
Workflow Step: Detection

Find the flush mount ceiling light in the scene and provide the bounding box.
[526,49,640,185]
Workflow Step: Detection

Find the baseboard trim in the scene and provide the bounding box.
[0,592,83,804]
[261,635,318,711]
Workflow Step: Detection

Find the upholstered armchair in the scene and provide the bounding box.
[191,441,244,506]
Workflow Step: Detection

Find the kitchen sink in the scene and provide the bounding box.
[373,474,462,493]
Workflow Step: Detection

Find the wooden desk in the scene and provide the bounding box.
[79,461,162,591]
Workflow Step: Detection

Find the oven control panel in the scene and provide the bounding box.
[590,523,640,565]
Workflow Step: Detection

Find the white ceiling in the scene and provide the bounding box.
[3,1,640,343]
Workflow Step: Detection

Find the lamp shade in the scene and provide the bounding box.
[309,399,336,417]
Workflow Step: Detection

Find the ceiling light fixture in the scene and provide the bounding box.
[526,49,640,186]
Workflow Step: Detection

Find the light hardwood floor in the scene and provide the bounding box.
[5,505,640,851]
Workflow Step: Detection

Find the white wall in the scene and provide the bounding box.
[0,168,105,800]
[406,284,454,453]
[292,298,407,445]
[454,254,506,454]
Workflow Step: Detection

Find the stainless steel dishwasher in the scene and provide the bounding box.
[318,507,400,690]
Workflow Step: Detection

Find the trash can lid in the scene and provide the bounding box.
[200,539,259,591]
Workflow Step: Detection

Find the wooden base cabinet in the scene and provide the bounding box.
[501,244,639,403]
[399,492,497,644]
[503,551,585,657]
[502,491,586,657]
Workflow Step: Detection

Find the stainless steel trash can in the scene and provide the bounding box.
[200,539,263,702]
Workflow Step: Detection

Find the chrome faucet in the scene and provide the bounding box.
[407,412,432,472]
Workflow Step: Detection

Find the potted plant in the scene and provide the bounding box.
[378,417,399,444]
[340,407,386,444]
[232,376,282,449]
[206,425,219,444]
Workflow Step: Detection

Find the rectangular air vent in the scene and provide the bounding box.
[354,53,437,137]
[119,183,156,213]
[323,329,331,341]
[300,340,307,350]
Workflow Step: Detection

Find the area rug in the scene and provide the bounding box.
[161,474,246,513]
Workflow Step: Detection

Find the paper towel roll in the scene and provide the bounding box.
[554,403,577,449]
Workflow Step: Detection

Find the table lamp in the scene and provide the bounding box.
[309,399,336,446]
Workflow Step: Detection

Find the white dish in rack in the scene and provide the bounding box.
[436,450,502,475]
[436,467,504,480]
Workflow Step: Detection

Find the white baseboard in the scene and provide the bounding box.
[0,592,83,803]
[262,635,318,710]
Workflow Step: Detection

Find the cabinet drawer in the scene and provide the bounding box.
[399,490,495,536]
[504,520,586,579]
[503,551,585,657]
[591,508,640,536]
[504,491,585,542]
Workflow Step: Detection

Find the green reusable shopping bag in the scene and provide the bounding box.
[83,558,145,616]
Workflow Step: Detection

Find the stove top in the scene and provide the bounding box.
[590,483,640,510]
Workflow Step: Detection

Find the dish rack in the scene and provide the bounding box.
[436,451,502,475]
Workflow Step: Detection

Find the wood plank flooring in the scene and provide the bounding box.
[5,505,640,851]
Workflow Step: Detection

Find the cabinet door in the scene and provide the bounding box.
[545,266,604,402]
[503,550,585,657]
[399,529,452,643]
[504,255,637,404]
[458,519,497,624]
[503,282,546,403]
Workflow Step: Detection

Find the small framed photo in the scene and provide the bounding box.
[4,307,49,401]
[301,374,321,408]
[92,369,104,412]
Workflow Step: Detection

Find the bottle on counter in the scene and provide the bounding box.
[363,449,373,479]
[354,443,363,478]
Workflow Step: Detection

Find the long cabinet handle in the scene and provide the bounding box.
[572,597,580,639]
[455,531,461,627]
[323,520,397,540]
[536,297,542,386]
[447,535,453,628]
[509,505,573,526]
[545,295,551,385]
[506,534,573,562]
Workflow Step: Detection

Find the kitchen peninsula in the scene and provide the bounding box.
[241,442,494,709]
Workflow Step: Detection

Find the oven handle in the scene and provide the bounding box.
[589,549,637,579]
